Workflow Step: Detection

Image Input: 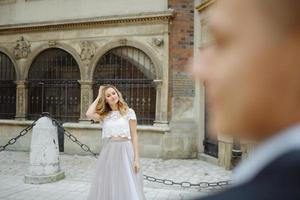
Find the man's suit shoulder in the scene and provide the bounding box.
[195,149,300,200]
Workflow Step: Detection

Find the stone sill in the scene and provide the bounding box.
[0,119,36,125]
[198,153,218,166]
[0,119,169,133]
[64,122,169,132]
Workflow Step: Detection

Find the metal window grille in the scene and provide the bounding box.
[27,48,81,122]
[93,46,156,125]
[0,52,16,119]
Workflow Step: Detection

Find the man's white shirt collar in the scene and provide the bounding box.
[233,123,300,185]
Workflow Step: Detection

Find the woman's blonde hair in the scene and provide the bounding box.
[96,84,129,118]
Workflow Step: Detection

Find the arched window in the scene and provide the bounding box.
[27,48,80,122]
[0,53,16,119]
[93,46,156,125]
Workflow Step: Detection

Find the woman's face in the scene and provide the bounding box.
[104,87,119,107]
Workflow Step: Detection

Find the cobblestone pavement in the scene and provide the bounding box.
[0,151,232,200]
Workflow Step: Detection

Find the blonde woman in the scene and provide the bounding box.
[85,84,146,200]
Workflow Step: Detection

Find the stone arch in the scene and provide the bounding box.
[26,47,81,122]
[24,42,83,80]
[0,46,20,80]
[89,39,162,80]
[0,46,18,119]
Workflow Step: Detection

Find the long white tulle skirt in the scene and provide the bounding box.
[86,138,146,200]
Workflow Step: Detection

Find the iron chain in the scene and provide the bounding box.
[0,119,38,152]
[143,175,232,189]
[48,116,98,158]
[1,114,232,190]
[52,116,233,190]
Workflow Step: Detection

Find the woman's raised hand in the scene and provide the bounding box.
[98,86,105,97]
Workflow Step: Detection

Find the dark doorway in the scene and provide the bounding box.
[203,92,218,158]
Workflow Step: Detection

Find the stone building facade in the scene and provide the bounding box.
[0,0,200,160]
[0,0,249,167]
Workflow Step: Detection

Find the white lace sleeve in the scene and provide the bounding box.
[127,108,137,120]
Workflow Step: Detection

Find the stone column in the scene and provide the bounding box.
[218,133,233,170]
[195,82,205,155]
[78,80,94,123]
[14,80,28,120]
[153,79,168,127]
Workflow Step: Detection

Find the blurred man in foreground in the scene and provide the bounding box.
[192,0,300,199]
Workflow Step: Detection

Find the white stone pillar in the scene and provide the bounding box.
[24,116,65,184]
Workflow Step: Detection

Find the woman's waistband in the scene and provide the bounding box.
[109,137,131,142]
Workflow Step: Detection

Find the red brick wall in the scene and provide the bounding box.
[169,0,194,73]
[168,0,195,118]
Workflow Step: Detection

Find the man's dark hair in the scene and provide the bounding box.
[259,0,300,33]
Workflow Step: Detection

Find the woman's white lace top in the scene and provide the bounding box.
[100,108,137,139]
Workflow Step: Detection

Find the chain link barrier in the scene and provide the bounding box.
[0,114,232,190]
[143,175,232,189]
[48,115,98,158]
[0,118,38,152]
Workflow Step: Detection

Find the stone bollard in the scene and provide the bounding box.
[24,116,65,184]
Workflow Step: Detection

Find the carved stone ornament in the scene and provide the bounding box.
[119,38,127,45]
[80,41,96,65]
[48,40,57,47]
[14,36,31,59]
[152,38,164,47]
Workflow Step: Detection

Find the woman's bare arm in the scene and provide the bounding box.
[86,87,103,122]
[129,119,141,172]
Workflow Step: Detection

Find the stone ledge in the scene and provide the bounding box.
[195,0,215,12]
[0,119,170,132]
[0,119,35,125]
[0,0,16,5]
[64,122,170,132]
[0,9,175,34]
